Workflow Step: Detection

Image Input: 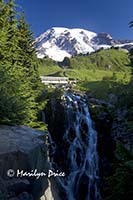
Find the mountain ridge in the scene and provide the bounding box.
[35,27,133,61]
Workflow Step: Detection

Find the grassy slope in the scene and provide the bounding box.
[70,48,130,71]
[38,48,131,77]
[38,57,61,76]
[38,49,132,99]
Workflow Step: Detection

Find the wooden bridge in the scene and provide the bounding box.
[40,76,76,85]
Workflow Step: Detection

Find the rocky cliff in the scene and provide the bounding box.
[0,125,61,200]
[88,95,133,199]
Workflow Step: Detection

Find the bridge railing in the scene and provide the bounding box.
[40,76,76,85]
[40,76,68,84]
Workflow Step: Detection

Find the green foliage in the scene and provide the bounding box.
[129,48,133,67]
[104,142,133,200]
[0,0,43,125]
[115,142,132,161]
[69,49,131,71]
[38,57,61,76]
[58,57,71,68]
[38,49,131,89]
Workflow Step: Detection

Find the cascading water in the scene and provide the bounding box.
[47,92,101,200]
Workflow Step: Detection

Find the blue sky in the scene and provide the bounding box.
[16,0,133,39]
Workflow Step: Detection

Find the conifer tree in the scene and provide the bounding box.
[0,0,42,125]
[17,13,41,93]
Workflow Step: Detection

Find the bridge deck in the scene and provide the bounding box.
[40,76,77,85]
[40,76,70,84]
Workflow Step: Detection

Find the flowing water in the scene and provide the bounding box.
[47,92,101,200]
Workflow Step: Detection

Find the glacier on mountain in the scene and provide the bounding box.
[35,27,133,61]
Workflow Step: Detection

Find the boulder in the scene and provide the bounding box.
[0,125,49,200]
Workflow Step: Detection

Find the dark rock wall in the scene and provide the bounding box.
[0,125,61,200]
[89,97,133,200]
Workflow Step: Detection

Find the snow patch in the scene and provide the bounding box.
[35,27,133,61]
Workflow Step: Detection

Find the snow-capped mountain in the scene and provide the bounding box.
[35,27,133,61]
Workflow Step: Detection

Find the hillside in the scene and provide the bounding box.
[38,48,132,82]
[37,57,61,76]
[38,48,132,111]
[38,48,132,103]
[69,48,131,71]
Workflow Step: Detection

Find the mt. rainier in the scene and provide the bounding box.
[35,27,133,61]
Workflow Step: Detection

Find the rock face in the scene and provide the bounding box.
[88,95,133,199]
[0,125,61,200]
[111,108,133,154]
[91,33,115,45]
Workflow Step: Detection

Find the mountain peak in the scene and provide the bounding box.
[35,27,133,61]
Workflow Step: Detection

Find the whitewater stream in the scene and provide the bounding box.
[47,92,101,200]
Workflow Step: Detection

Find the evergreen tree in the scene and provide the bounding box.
[129,48,133,67]
[129,21,133,28]
[17,13,41,92]
[0,0,42,125]
[61,57,71,68]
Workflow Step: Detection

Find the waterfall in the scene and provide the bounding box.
[47,92,101,200]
